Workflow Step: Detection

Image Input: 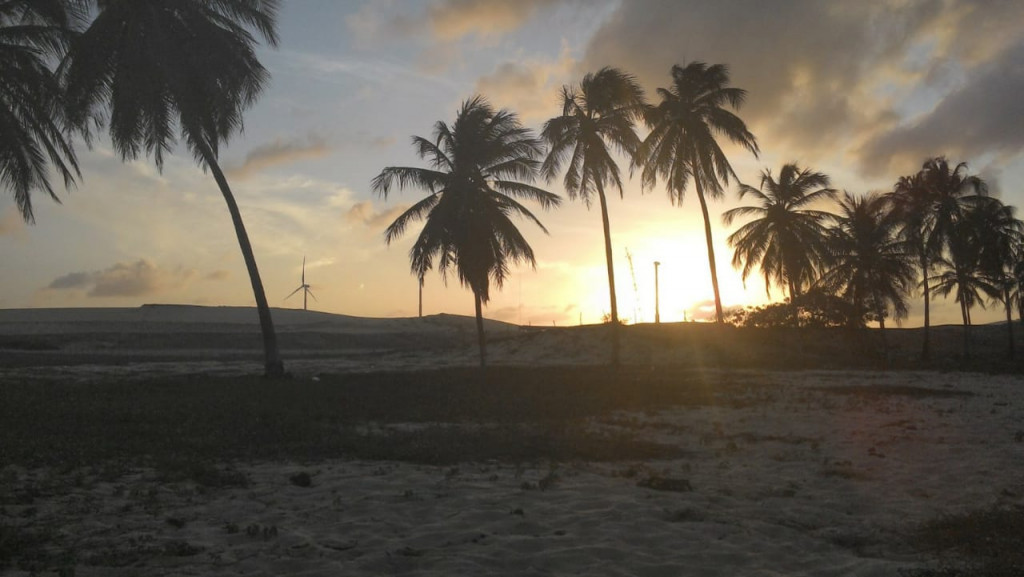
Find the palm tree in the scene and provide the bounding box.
[62,0,285,376]
[723,163,837,302]
[372,96,560,368]
[1,0,83,222]
[917,158,988,361]
[966,197,1023,359]
[541,66,645,362]
[635,62,759,323]
[820,192,915,353]
[888,171,935,359]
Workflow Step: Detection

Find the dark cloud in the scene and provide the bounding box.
[346,200,410,229]
[47,272,93,290]
[857,40,1024,175]
[45,260,196,298]
[226,135,329,179]
[578,0,1024,176]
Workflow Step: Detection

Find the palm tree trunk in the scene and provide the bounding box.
[920,251,931,361]
[474,292,487,368]
[595,180,620,365]
[1005,288,1015,360]
[960,298,970,360]
[198,138,284,377]
[878,308,889,367]
[692,175,724,324]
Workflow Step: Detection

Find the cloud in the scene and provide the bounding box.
[226,135,330,179]
[45,259,197,298]
[577,0,1024,175]
[474,44,575,121]
[427,0,560,42]
[205,270,232,282]
[346,200,410,229]
[857,40,1024,175]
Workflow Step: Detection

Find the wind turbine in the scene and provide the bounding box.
[286,257,317,311]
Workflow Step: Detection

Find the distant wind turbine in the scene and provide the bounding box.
[286,256,317,311]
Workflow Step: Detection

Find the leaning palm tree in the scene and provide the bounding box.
[723,163,837,302]
[1,0,83,222]
[62,0,285,376]
[372,96,560,368]
[819,192,915,352]
[635,62,759,323]
[541,67,645,363]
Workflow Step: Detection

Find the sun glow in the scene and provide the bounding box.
[573,232,771,325]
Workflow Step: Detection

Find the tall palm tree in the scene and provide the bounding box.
[1,0,83,222]
[965,197,1023,359]
[62,0,285,376]
[888,171,936,359]
[820,192,915,352]
[541,66,645,363]
[635,62,759,323]
[918,157,988,361]
[723,163,837,302]
[372,96,560,368]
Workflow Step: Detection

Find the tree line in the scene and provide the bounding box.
[374,65,1022,367]
[5,1,1019,373]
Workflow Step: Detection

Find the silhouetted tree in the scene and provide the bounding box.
[723,163,837,302]
[373,96,559,368]
[635,62,759,323]
[820,192,915,352]
[541,67,645,364]
[62,0,285,376]
[888,171,936,359]
[1,0,83,222]
[967,197,1023,359]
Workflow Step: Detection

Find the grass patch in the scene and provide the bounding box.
[0,366,715,468]
[901,506,1024,577]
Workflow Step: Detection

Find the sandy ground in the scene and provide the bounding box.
[2,370,1023,576]
[2,307,1023,575]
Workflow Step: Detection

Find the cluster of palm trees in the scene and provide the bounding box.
[376,63,760,366]
[729,157,1024,362]
[376,63,1024,367]
[3,0,286,375]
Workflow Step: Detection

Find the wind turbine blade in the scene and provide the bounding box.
[285,286,303,300]
[301,256,306,285]
[307,288,318,302]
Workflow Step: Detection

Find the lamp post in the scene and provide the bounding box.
[654,261,661,324]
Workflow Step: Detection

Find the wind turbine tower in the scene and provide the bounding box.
[286,256,317,311]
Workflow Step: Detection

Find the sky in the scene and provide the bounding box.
[3,0,1024,327]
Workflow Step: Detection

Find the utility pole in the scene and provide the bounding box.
[654,261,661,324]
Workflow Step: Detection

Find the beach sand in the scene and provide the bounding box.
[1,307,1023,575]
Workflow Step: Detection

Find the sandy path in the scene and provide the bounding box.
[3,370,1022,576]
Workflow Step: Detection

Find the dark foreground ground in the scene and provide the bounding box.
[1,366,1022,576]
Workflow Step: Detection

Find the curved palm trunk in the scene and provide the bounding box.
[692,176,724,324]
[198,139,285,377]
[919,251,931,361]
[595,180,620,365]
[474,292,487,368]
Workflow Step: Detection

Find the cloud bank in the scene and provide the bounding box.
[46,260,198,298]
